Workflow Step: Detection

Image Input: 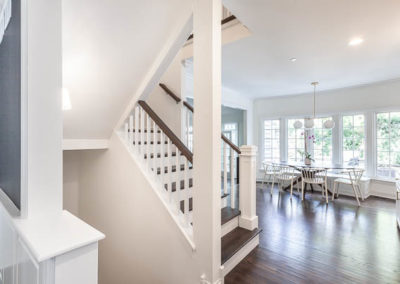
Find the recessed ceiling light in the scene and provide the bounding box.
[289,57,297,62]
[348,37,364,46]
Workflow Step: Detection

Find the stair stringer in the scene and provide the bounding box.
[116,130,196,251]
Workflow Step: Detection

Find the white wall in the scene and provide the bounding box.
[222,106,246,146]
[63,151,80,216]
[146,51,184,137]
[254,79,400,198]
[72,133,198,284]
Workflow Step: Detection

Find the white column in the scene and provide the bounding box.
[193,0,222,283]
[239,145,258,230]
[23,0,63,218]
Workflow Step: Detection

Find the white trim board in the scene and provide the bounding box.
[63,139,109,150]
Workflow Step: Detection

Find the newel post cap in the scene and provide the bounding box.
[239,145,257,156]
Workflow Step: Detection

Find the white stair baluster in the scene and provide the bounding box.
[176,148,181,214]
[184,159,189,225]
[129,115,133,146]
[167,138,172,202]
[124,122,129,143]
[186,108,190,147]
[134,106,139,152]
[153,122,157,172]
[160,132,165,191]
[230,148,235,209]
[140,107,145,155]
[223,142,228,196]
[146,114,150,164]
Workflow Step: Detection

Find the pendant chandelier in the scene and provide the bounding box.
[293,82,335,130]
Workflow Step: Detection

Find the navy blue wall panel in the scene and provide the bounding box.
[0,0,21,210]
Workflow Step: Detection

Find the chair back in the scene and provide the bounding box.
[301,167,327,183]
[277,165,296,180]
[347,169,364,185]
[263,162,279,173]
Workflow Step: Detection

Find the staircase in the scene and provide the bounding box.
[118,92,260,277]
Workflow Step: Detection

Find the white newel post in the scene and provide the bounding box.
[239,146,258,230]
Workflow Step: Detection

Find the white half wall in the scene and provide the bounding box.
[74,133,198,284]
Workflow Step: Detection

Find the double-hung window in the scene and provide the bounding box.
[312,117,333,163]
[288,119,305,162]
[263,119,280,162]
[376,112,400,179]
[342,114,365,168]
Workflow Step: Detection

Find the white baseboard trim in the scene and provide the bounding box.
[221,217,238,237]
[221,235,259,277]
[62,139,109,150]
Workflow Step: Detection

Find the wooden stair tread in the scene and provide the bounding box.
[144,152,185,159]
[221,227,262,265]
[133,141,168,145]
[164,179,193,192]
[156,164,193,175]
[129,129,161,133]
[221,207,241,226]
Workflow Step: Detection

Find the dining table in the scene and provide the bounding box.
[271,161,357,198]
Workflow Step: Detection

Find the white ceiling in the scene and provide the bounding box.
[222,0,400,98]
[63,0,191,139]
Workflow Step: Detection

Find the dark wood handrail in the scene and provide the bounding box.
[183,101,194,113]
[160,83,241,155]
[159,83,181,104]
[138,100,193,163]
[187,15,237,41]
[221,134,241,154]
[221,15,237,25]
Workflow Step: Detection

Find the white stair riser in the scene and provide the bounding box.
[222,235,260,277]
[221,216,239,237]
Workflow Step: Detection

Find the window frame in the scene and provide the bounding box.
[375,111,400,180]
[341,113,366,168]
[287,118,305,162]
[262,118,281,163]
[310,116,334,164]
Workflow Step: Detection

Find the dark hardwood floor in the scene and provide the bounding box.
[225,183,400,284]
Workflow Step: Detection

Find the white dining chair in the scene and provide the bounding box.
[276,165,298,199]
[262,162,279,193]
[301,168,329,203]
[332,169,364,206]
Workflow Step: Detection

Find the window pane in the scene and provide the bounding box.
[343,115,365,167]
[376,112,400,179]
[287,119,305,162]
[263,119,280,162]
[343,116,353,128]
[313,117,333,163]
